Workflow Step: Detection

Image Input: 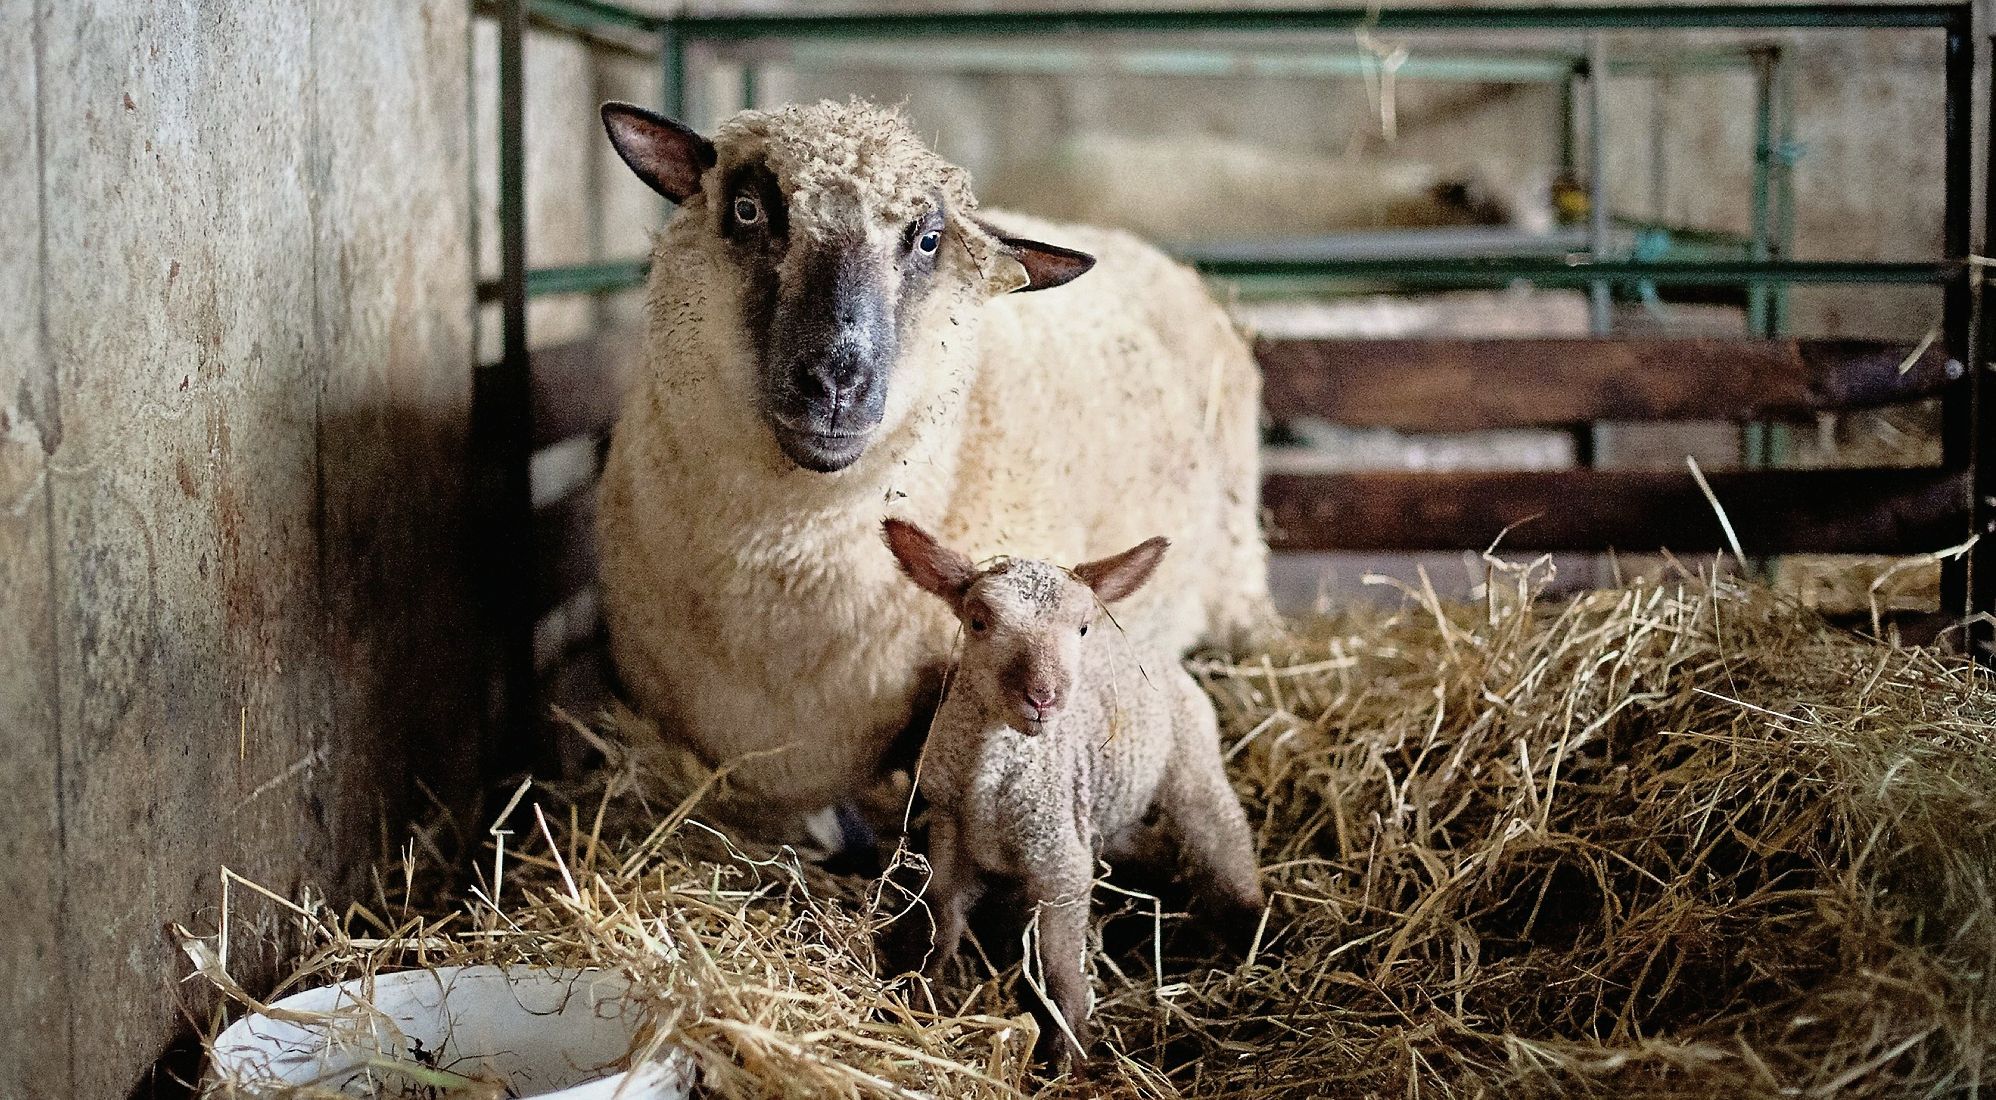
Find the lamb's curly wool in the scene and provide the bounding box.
[887,529,1264,1067]
[597,101,1269,831]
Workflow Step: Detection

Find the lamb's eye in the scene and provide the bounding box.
[970,617,987,633]
[1079,624,1089,637]
[731,195,762,225]
[917,229,941,254]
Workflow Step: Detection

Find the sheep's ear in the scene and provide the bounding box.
[602,101,716,202]
[883,519,976,605]
[1002,237,1095,292]
[1074,537,1169,604]
[972,218,1095,293]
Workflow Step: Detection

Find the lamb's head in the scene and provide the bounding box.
[603,99,1096,473]
[883,519,1168,735]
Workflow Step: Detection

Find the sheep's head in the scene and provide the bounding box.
[882,519,1167,735]
[604,100,1095,474]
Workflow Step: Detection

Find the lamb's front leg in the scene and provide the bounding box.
[1024,837,1096,1071]
[922,815,980,979]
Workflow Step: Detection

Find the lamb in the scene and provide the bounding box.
[594,99,1271,840]
[881,518,1264,1069]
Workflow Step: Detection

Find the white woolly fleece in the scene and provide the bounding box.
[596,101,1271,828]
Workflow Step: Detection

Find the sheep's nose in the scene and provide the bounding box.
[1025,688,1059,712]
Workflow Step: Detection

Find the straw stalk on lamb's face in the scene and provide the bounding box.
[605,102,1093,473]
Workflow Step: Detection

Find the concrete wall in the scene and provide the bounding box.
[0,3,480,1096]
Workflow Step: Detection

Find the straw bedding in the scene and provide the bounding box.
[194,560,1995,1098]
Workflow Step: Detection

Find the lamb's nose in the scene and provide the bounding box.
[1025,688,1059,712]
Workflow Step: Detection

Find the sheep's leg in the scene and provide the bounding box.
[922,816,980,980]
[1156,720,1265,950]
[1024,842,1095,1070]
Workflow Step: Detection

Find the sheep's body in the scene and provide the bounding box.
[598,102,1269,828]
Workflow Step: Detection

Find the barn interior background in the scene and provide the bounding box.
[3,0,1994,1096]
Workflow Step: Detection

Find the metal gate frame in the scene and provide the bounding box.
[475,2,1987,746]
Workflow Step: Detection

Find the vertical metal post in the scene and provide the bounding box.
[1770,45,1795,336]
[1586,35,1611,336]
[1941,18,1973,622]
[1558,61,1579,181]
[1647,65,1667,225]
[1741,46,1778,478]
[663,20,688,121]
[1970,38,1996,660]
[484,0,539,764]
[1746,46,1775,338]
[741,60,759,112]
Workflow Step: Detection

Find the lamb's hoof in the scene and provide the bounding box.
[873,915,939,979]
[1031,1025,1093,1080]
[1206,894,1267,957]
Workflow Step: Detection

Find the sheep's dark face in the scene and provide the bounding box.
[723,168,946,473]
[601,101,1096,475]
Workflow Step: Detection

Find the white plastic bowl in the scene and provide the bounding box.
[208,965,692,1098]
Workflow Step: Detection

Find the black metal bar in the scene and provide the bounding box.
[1941,15,1973,620]
[531,0,665,33]
[668,4,1964,41]
[1972,39,1996,661]
[479,0,543,768]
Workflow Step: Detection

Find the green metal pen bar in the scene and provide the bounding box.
[480,258,1956,304]
[523,1,1964,38]
[1194,258,1956,285]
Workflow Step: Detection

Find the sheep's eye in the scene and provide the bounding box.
[969,617,987,633]
[731,195,762,225]
[1079,624,1089,637]
[917,229,941,254]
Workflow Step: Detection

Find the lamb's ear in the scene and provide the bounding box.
[883,519,976,605]
[972,218,1095,293]
[602,101,716,202]
[1074,537,1170,604]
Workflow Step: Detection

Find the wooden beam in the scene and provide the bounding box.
[1256,337,1957,431]
[530,329,643,448]
[1263,468,1968,554]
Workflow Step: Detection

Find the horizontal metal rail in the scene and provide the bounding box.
[527,0,660,33]
[674,5,1965,38]
[483,257,1955,302]
[477,261,649,302]
[782,42,1582,84]
[768,41,1780,79]
[1193,258,1957,286]
[516,1,1965,39]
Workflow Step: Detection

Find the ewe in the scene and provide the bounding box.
[597,99,1269,838]
[881,518,1264,1070]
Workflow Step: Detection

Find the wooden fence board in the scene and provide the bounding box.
[39,5,329,1093]
[1257,337,1957,431]
[0,2,65,1092]
[19,3,476,1096]
[1263,468,1967,554]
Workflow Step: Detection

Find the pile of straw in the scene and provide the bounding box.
[194,560,1995,1098]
